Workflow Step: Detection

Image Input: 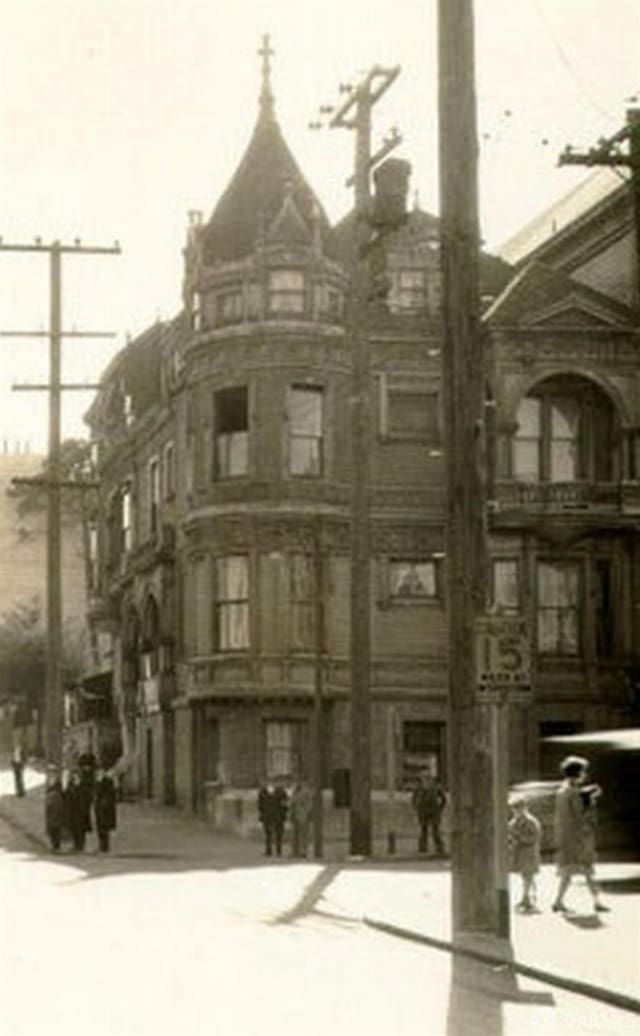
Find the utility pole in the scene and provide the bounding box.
[0,239,120,766]
[438,0,498,932]
[312,517,325,859]
[313,65,400,856]
[559,108,640,307]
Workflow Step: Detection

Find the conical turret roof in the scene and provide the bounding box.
[201,39,329,264]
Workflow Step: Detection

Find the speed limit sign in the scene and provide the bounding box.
[474,615,532,704]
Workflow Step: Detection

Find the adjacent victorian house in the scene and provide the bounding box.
[85,49,639,836]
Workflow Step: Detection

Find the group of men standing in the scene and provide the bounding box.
[45,749,118,854]
[257,778,313,857]
[257,769,448,859]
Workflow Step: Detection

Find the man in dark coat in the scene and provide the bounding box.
[93,768,117,852]
[66,770,92,851]
[411,769,447,856]
[44,767,65,852]
[257,779,288,857]
[11,743,26,797]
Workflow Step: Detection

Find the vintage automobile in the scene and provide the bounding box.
[512,728,640,858]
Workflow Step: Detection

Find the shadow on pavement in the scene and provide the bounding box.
[562,912,604,930]
[270,862,348,926]
[447,943,555,1036]
[0,765,451,883]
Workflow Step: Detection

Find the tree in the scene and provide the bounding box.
[0,598,86,751]
[6,438,96,524]
[6,438,101,668]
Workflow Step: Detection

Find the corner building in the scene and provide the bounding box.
[87,53,640,837]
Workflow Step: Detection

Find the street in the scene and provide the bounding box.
[0,814,638,1036]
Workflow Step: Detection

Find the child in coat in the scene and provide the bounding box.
[508,795,542,912]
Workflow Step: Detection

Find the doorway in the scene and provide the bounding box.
[192,703,219,813]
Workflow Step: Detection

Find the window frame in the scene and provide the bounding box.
[215,288,244,326]
[214,554,250,652]
[513,382,615,484]
[162,441,175,500]
[379,373,441,444]
[536,558,582,657]
[381,556,442,607]
[148,456,160,538]
[213,385,249,480]
[120,482,133,555]
[289,553,316,652]
[491,558,521,615]
[287,384,324,478]
[388,268,427,311]
[263,719,307,781]
[268,269,306,315]
[401,720,445,788]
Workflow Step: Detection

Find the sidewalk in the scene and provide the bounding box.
[1,765,638,1017]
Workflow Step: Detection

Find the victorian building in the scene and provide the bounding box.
[85,50,640,827]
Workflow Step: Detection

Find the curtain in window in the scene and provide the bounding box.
[290,389,322,435]
[493,559,519,612]
[550,397,580,482]
[390,561,436,597]
[513,397,541,481]
[289,388,323,475]
[216,556,249,650]
[265,721,296,779]
[290,555,315,650]
[537,562,579,655]
[216,431,249,477]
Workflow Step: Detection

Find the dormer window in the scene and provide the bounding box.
[269,269,305,314]
[314,283,344,322]
[216,289,244,326]
[389,269,425,311]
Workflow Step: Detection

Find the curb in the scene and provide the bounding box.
[364,916,640,1017]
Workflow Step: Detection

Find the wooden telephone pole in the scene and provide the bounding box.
[438,0,499,932]
[0,238,120,765]
[559,108,640,306]
[316,65,400,856]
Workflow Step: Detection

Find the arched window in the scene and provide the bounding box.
[513,376,616,483]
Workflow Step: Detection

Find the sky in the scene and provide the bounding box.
[0,0,638,452]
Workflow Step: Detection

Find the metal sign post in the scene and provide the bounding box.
[475,614,532,937]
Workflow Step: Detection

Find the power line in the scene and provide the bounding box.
[0,238,120,765]
[533,0,624,124]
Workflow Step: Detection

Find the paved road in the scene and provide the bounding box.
[0,817,638,1036]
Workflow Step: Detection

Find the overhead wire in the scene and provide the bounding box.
[533,0,632,184]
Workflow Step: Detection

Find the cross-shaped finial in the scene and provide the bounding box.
[258,33,275,116]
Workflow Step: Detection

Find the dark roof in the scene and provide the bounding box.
[329,207,440,263]
[483,260,635,328]
[122,322,165,417]
[328,207,513,294]
[201,106,330,264]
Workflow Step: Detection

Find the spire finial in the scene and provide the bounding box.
[258,33,275,117]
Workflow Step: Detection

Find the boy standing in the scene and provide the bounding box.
[508,795,542,912]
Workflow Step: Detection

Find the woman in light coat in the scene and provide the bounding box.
[552,755,608,913]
